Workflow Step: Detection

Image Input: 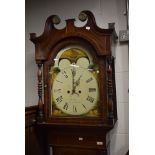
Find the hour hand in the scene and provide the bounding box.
[71,66,76,77]
[71,66,76,93]
[74,75,82,87]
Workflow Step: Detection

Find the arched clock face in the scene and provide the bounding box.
[50,47,100,116]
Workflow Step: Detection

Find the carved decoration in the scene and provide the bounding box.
[30,10,117,62]
[78,12,87,22]
[52,15,61,25]
[37,63,44,122]
[106,56,114,119]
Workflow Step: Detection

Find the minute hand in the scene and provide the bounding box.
[71,67,77,94]
[74,75,82,87]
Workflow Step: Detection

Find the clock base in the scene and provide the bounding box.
[51,147,108,155]
[38,124,111,155]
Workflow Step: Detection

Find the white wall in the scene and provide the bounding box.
[25,0,129,154]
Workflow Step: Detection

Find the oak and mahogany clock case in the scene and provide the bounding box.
[30,10,118,155]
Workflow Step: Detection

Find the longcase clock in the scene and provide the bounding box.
[30,10,118,155]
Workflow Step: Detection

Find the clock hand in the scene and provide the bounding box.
[72,75,82,96]
[74,75,82,87]
[72,66,76,77]
[71,64,76,94]
[72,83,79,96]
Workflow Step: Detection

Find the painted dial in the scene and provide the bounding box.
[52,66,99,115]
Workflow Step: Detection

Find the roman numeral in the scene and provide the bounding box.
[63,102,68,110]
[82,104,87,109]
[89,88,96,92]
[86,96,94,103]
[56,96,63,103]
[73,105,77,112]
[86,77,93,83]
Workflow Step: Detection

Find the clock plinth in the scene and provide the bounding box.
[30,10,118,155]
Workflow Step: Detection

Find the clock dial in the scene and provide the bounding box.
[59,59,71,69]
[51,47,100,116]
[76,57,89,68]
[52,66,99,115]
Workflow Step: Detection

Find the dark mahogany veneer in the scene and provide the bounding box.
[29,10,118,155]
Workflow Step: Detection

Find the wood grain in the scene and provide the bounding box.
[30,10,118,155]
